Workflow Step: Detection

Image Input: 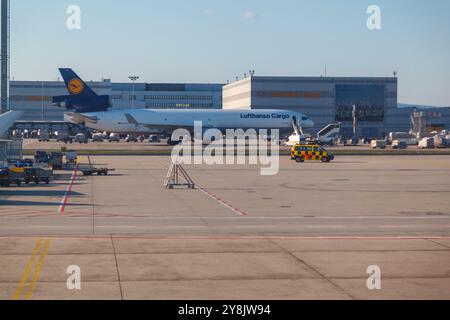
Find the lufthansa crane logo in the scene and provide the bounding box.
[68,78,84,94]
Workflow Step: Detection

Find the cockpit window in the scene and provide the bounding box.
[302,116,309,121]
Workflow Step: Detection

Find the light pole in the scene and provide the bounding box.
[129,75,139,109]
[41,81,44,122]
[41,81,45,136]
[352,104,357,139]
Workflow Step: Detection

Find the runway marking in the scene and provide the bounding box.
[2,210,450,220]
[197,185,248,216]
[12,239,43,300]
[58,166,78,213]
[24,239,51,300]
[2,235,450,241]
[12,239,51,300]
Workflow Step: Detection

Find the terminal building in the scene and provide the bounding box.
[6,76,450,138]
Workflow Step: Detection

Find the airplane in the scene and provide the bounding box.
[52,68,111,113]
[0,111,23,136]
[55,68,314,144]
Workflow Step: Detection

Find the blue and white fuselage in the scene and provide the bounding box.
[65,109,314,136]
[56,68,314,137]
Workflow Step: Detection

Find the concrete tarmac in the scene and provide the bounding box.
[0,155,449,299]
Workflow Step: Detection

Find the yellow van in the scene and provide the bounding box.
[291,144,335,163]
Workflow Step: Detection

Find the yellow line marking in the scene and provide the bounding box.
[12,239,43,300]
[25,239,51,300]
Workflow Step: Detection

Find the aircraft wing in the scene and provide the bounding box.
[124,113,197,132]
[64,112,99,124]
[0,111,23,135]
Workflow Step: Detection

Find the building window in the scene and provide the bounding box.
[146,103,213,109]
[143,95,213,101]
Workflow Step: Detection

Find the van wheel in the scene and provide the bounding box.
[295,157,303,163]
[322,157,328,163]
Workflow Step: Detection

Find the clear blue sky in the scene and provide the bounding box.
[10,0,450,106]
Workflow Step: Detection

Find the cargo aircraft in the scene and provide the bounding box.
[54,68,314,144]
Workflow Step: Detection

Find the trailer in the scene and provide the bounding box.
[0,166,24,187]
[80,167,115,176]
[79,155,115,176]
[24,167,53,185]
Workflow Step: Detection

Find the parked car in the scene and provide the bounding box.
[92,133,104,142]
[58,136,73,144]
[149,135,161,143]
[74,133,88,144]
[371,140,387,149]
[109,133,121,142]
[392,140,407,149]
[344,138,360,146]
[126,134,138,143]
[38,131,50,142]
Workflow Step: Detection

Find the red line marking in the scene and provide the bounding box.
[58,166,78,213]
[0,235,449,241]
[197,185,248,216]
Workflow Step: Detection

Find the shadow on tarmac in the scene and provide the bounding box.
[0,199,90,207]
[0,190,85,197]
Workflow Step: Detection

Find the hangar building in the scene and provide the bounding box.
[223,76,401,138]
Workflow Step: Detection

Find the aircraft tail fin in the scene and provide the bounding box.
[58,68,98,97]
[54,68,111,113]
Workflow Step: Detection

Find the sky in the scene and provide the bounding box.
[10,0,450,106]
